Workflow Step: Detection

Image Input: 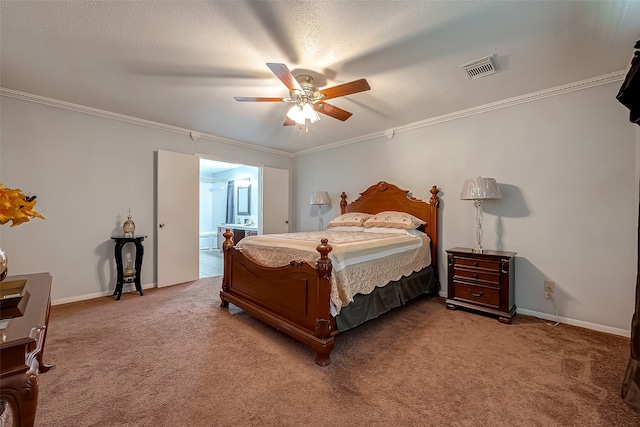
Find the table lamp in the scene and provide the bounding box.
[310,191,331,231]
[460,177,502,253]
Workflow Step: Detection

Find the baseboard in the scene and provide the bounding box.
[516,308,630,338]
[51,282,156,306]
[437,291,630,337]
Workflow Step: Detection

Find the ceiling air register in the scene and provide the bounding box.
[460,54,497,80]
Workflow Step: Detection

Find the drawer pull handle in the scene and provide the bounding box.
[473,273,478,279]
[473,262,478,266]
[467,289,484,298]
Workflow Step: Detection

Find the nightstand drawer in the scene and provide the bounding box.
[453,281,500,308]
[453,256,500,272]
[453,268,500,286]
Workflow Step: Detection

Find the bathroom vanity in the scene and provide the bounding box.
[217,224,258,249]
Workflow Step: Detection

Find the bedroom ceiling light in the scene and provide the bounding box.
[235,64,369,133]
[460,177,502,253]
[310,191,331,231]
[287,102,320,134]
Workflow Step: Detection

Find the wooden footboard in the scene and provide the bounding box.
[219,229,337,366]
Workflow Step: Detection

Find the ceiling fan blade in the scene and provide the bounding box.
[283,117,296,126]
[267,63,302,92]
[234,97,286,102]
[314,102,353,121]
[319,78,370,100]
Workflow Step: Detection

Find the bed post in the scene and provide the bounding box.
[340,192,348,214]
[219,228,234,307]
[428,186,440,289]
[313,238,335,366]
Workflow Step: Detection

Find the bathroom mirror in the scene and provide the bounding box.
[237,185,251,215]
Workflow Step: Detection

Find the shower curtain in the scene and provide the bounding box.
[226,180,235,224]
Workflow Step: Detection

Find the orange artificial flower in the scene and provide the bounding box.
[0,183,45,227]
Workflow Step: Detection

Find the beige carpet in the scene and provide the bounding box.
[26,277,640,426]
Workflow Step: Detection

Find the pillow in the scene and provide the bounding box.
[363,227,413,235]
[363,211,426,229]
[327,212,373,227]
[327,226,365,232]
[363,227,427,236]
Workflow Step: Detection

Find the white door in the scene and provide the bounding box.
[157,150,200,287]
[262,167,290,234]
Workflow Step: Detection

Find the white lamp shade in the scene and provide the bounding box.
[310,191,331,205]
[302,103,320,123]
[287,105,305,124]
[460,177,502,200]
[288,103,321,125]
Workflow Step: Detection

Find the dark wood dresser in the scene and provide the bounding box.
[0,272,52,427]
[445,247,516,324]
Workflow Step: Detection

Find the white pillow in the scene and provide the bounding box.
[327,226,365,232]
[363,228,427,237]
[327,212,373,227]
[363,227,413,234]
[363,211,426,229]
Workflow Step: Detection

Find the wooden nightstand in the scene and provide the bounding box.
[445,247,517,324]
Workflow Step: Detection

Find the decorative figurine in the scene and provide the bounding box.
[123,253,135,281]
[123,208,135,238]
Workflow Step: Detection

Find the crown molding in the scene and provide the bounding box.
[2,70,625,159]
[293,70,627,157]
[0,88,294,159]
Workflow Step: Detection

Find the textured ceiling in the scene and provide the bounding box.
[1,1,639,154]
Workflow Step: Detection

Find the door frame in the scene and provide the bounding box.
[198,154,265,232]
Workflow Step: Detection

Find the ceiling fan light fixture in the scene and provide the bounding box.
[302,103,320,123]
[236,63,370,127]
[287,103,320,126]
[287,105,304,124]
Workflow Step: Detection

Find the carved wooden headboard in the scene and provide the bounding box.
[339,181,440,283]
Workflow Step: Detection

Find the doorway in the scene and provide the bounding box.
[199,158,260,278]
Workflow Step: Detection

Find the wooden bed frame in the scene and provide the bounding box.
[219,181,440,366]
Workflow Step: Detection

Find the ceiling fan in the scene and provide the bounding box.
[234,63,371,133]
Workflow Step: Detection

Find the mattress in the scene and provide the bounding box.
[236,230,432,315]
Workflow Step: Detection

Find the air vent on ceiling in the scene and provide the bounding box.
[460,54,497,80]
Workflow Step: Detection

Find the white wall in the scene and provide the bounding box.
[294,81,638,335]
[0,96,292,302]
[1,80,636,336]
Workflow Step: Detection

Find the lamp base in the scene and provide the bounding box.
[472,246,486,254]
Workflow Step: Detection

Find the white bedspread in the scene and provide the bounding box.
[236,231,431,315]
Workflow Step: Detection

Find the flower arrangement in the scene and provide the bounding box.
[0,183,45,227]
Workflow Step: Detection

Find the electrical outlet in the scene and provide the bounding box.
[544,280,554,293]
